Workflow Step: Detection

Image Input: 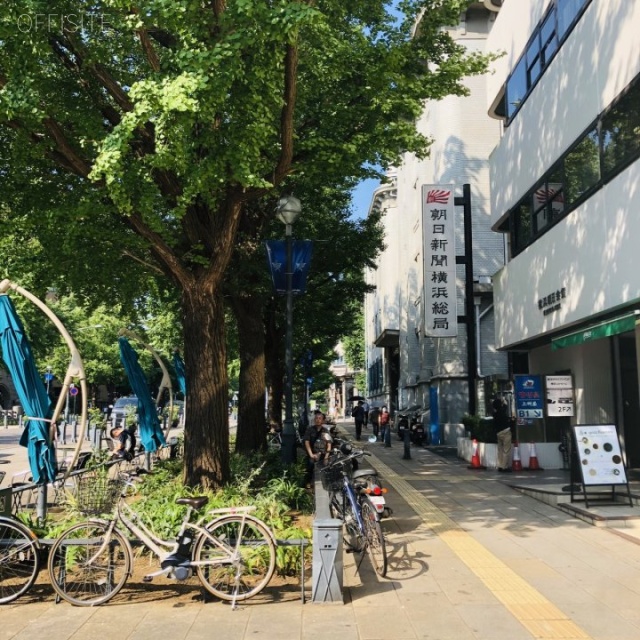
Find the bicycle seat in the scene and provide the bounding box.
[176,496,209,509]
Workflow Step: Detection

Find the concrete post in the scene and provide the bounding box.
[311,467,343,603]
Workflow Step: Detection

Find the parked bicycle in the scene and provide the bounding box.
[321,446,388,577]
[0,515,42,604]
[47,471,277,607]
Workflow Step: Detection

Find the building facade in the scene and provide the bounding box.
[488,0,640,463]
[364,3,509,441]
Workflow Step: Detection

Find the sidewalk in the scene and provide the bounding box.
[4,420,640,639]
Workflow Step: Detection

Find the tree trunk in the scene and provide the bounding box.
[182,286,229,489]
[230,293,267,453]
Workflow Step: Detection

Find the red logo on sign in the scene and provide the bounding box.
[426,189,451,204]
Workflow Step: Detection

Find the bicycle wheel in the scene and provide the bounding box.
[47,521,131,606]
[361,500,387,577]
[194,515,276,602]
[0,517,40,604]
[343,500,364,552]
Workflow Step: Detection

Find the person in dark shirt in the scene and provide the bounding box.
[303,411,332,486]
[352,401,365,440]
[492,396,512,472]
[110,424,137,461]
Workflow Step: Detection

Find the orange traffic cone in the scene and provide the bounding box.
[467,438,486,470]
[511,442,523,472]
[526,442,543,471]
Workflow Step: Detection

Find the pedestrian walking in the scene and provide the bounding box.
[352,401,365,441]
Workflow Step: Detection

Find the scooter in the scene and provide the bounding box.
[396,406,426,445]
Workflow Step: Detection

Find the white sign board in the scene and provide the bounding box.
[422,185,457,338]
[545,375,574,417]
[573,424,627,486]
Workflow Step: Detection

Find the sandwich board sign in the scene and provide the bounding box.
[571,424,633,507]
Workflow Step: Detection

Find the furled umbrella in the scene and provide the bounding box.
[118,337,166,453]
[172,350,187,396]
[0,295,56,484]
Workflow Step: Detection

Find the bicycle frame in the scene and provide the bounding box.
[336,470,366,535]
[82,496,261,573]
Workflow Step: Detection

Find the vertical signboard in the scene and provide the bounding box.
[422,185,457,337]
[514,374,544,419]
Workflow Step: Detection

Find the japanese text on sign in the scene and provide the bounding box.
[422,185,457,337]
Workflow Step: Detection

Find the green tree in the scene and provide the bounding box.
[0,1,494,488]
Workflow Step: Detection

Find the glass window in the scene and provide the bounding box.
[527,32,542,86]
[563,128,600,205]
[601,82,640,179]
[546,166,566,223]
[513,198,533,253]
[540,10,558,65]
[506,56,528,119]
[557,0,587,40]
[532,182,551,234]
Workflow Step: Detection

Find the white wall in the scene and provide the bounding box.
[494,161,640,348]
[488,0,640,226]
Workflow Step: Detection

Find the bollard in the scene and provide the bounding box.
[60,421,67,445]
[3,414,7,429]
[72,420,78,443]
[402,426,411,460]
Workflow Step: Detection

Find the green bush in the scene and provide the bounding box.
[461,414,496,443]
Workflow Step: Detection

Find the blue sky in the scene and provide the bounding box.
[350,177,381,220]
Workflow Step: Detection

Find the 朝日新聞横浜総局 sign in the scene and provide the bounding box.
[514,375,544,419]
[422,185,457,338]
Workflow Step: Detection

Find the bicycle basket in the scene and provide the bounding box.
[321,465,344,492]
[74,473,123,515]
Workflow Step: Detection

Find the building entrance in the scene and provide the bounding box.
[618,334,640,468]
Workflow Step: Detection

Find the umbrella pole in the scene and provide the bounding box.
[36,485,47,522]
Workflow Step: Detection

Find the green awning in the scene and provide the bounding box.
[551,312,638,351]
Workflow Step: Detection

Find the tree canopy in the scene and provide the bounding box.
[0,0,494,487]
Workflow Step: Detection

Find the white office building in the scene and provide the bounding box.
[488,0,640,464]
[364,2,509,441]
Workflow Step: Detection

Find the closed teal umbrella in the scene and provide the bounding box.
[0,295,56,484]
[118,337,166,453]
[172,351,187,396]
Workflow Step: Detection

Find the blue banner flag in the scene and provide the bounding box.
[265,240,313,295]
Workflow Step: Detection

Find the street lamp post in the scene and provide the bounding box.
[276,195,302,465]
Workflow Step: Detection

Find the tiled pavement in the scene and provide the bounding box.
[3,421,640,639]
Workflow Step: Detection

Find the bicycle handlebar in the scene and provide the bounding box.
[321,448,370,471]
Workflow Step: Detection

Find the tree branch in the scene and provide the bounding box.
[272,43,298,186]
[137,28,161,72]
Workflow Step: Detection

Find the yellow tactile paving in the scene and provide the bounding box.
[371,455,593,640]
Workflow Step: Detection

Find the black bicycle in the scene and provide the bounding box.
[321,448,387,577]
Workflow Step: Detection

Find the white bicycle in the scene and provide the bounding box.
[47,472,277,607]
